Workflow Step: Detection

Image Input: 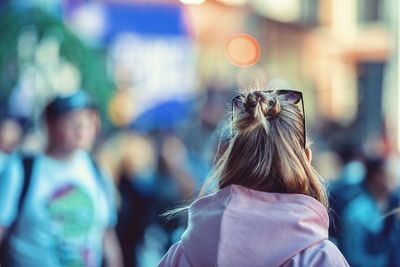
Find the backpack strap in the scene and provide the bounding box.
[18,156,34,211]
[89,157,109,201]
[90,157,102,183]
[0,156,35,263]
[7,156,35,230]
[89,157,115,224]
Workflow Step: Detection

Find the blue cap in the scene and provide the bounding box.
[44,91,96,121]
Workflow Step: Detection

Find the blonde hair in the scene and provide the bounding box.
[165,89,328,218]
[204,89,328,208]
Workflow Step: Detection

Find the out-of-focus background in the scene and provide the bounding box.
[0,0,399,266]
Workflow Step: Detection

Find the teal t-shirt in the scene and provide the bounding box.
[0,150,116,267]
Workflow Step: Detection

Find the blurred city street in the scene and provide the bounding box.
[0,0,400,266]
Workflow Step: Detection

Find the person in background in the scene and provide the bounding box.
[0,91,122,267]
[0,111,24,172]
[159,89,348,267]
[328,143,365,247]
[341,157,399,267]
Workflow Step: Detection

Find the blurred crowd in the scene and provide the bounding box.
[0,88,399,267]
[326,145,400,267]
[0,0,399,266]
[0,87,230,267]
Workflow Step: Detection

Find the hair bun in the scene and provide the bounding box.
[244,92,281,119]
[243,92,259,115]
[266,96,281,118]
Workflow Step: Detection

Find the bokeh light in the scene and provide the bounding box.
[224,33,261,68]
[108,90,136,127]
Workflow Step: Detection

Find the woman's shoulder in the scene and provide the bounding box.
[189,185,234,212]
[190,184,327,215]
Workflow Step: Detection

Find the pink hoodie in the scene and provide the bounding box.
[159,184,349,267]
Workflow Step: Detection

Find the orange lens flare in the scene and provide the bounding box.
[225,33,261,68]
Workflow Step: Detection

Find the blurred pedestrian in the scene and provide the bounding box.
[159,90,348,267]
[0,111,24,172]
[112,133,159,267]
[0,91,122,267]
[340,157,399,267]
[328,143,365,246]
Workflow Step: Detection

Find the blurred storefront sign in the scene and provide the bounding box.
[66,2,196,127]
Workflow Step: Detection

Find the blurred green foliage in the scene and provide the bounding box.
[0,5,114,126]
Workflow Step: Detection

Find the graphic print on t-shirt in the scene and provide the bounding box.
[46,183,96,267]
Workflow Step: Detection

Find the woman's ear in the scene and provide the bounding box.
[305,148,312,163]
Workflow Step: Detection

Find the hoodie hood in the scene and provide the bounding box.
[180,184,330,267]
